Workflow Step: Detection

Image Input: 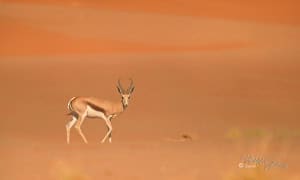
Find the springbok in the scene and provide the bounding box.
[66,79,135,144]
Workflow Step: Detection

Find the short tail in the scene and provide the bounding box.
[66,111,78,118]
[66,112,74,116]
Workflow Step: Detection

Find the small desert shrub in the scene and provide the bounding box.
[225,127,300,141]
[225,128,242,140]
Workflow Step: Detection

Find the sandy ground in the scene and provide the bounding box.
[1,1,300,179]
[1,55,300,180]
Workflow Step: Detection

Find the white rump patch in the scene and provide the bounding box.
[67,97,77,111]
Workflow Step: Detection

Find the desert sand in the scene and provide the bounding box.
[0,1,300,179]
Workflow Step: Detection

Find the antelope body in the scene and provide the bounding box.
[66,79,135,144]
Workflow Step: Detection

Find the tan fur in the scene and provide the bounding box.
[65,79,134,144]
[72,97,124,116]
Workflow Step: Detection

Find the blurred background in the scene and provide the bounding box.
[0,0,299,179]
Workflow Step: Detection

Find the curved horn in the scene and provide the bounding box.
[129,78,134,89]
[117,79,125,93]
[127,78,134,93]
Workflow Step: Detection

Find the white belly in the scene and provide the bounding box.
[86,105,107,120]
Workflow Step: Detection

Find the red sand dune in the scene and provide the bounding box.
[3,0,300,25]
[0,0,300,179]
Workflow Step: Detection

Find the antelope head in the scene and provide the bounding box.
[117,78,135,108]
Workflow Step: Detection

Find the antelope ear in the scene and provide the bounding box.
[117,86,122,94]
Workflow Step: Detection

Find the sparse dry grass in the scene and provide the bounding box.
[225,167,273,180]
[52,160,89,180]
[225,127,300,142]
[223,127,299,180]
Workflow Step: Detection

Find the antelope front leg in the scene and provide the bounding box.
[108,126,112,143]
[108,132,112,143]
[108,117,113,143]
[101,119,112,143]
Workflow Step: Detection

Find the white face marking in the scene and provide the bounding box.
[121,94,131,107]
[86,105,107,120]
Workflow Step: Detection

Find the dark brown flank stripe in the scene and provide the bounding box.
[86,102,108,116]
